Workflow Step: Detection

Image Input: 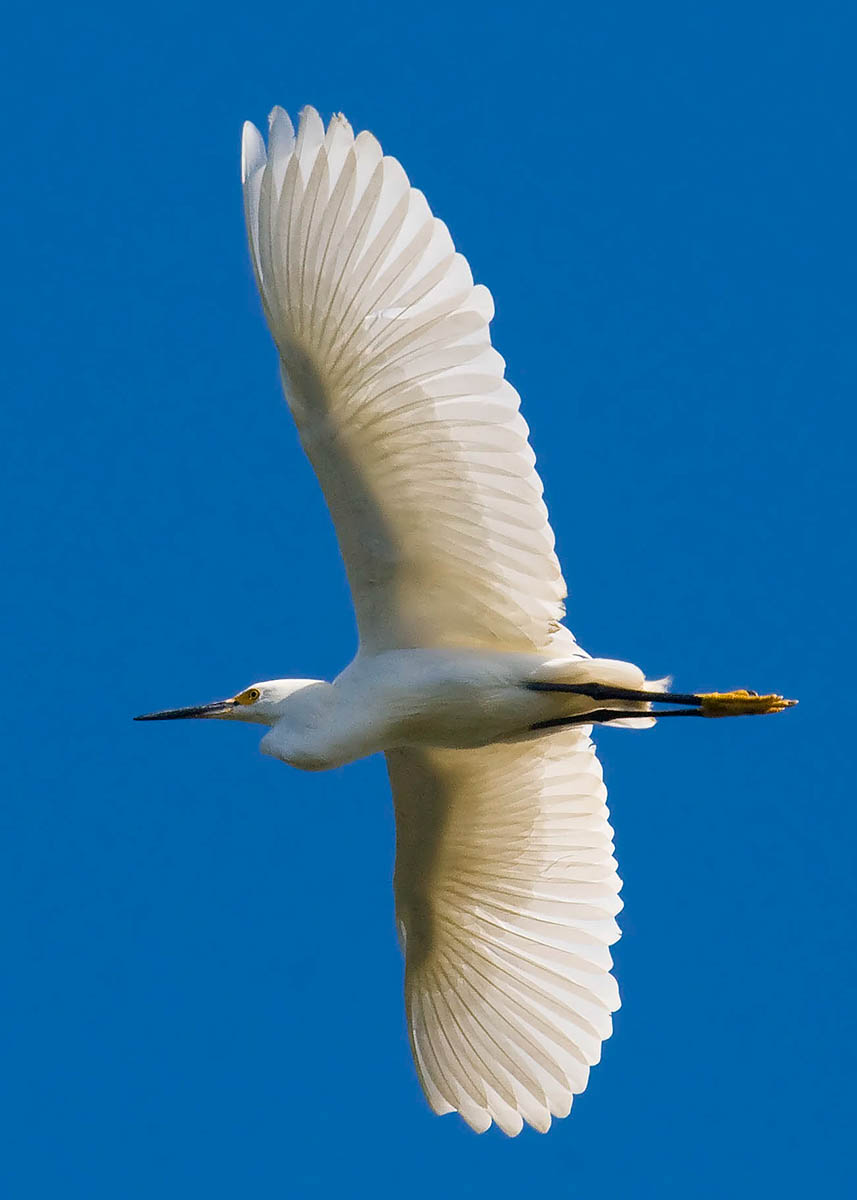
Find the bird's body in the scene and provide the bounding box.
[257,649,656,770]
[137,105,795,1136]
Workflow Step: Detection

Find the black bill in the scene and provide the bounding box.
[133,699,237,721]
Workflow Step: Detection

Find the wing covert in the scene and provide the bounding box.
[242,107,568,653]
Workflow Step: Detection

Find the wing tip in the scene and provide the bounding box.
[240,121,266,184]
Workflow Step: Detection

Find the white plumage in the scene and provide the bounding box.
[389,734,620,1136]
[242,107,566,655]
[137,105,795,1136]
[240,107,625,1133]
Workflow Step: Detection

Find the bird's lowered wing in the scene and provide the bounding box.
[386,730,622,1135]
[242,107,568,654]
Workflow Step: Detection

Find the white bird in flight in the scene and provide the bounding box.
[137,106,796,1136]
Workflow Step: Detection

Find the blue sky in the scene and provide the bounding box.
[2,0,855,1195]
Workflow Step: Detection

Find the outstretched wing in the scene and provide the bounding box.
[242,107,568,654]
[386,729,622,1136]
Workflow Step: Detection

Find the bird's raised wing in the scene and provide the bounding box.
[386,729,622,1136]
[242,107,568,654]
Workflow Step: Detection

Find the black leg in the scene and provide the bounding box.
[530,707,705,731]
[524,681,704,705]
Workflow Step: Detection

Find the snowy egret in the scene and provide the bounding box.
[136,107,796,1136]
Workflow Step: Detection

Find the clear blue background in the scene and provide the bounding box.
[2,1,855,1196]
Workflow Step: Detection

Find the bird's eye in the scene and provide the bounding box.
[235,687,261,706]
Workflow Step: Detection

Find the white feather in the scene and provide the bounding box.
[242,107,569,656]
[388,727,621,1135]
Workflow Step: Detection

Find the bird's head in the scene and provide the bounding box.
[134,679,323,727]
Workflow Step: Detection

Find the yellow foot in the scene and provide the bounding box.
[698,689,798,717]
